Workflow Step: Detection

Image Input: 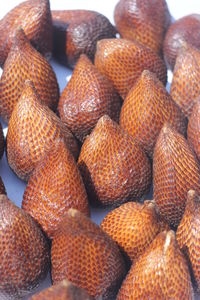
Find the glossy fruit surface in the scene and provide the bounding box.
[0,0,52,67]
[0,195,49,299]
[153,124,200,227]
[52,10,116,68]
[7,80,78,181]
[117,230,194,299]
[94,38,167,100]
[187,99,200,161]
[0,28,59,123]
[51,209,126,300]
[22,139,89,239]
[78,115,151,207]
[58,54,121,142]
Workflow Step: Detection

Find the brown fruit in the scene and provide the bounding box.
[153,124,200,227]
[187,99,200,161]
[52,10,116,68]
[0,195,49,299]
[170,43,200,118]
[0,122,4,159]
[58,54,121,142]
[117,230,194,299]
[114,0,171,55]
[101,200,169,262]
[120,70,186,157]
[0,0,52,67]
[7,80,79,181]
[78,115,151,207]
[0,28,59,123]
[94,38,167,100]
[164,14,200,70]
[177,190,200,291]
[51,209,126,300]
[30,280,94,300]
[0,177,6,196]
[22,139,89,239]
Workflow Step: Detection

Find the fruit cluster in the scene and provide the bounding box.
[0,0,199,299]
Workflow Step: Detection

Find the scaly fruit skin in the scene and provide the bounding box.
[7,81,79,182]
[120,70,186,157]
[164,14,200,70]
[0,122,4,159]
[0,195,49,300]
[117,231,194,300]
[0,0,52,67]
[0,28,59,123]
[187,99,200,161]
[94,38,167,100]
[177,190,200,291]
[51,209,126,300]
[58,54,121,142]
[153,124,200,227]
[30,280,94,300]
[52,10,116,68]
[22,139,89,239]
[78,115,151,207]
[101,201,169,262]
[170,44,200,118]
[114,0,171,55]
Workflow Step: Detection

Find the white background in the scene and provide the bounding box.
[0,0,200,299]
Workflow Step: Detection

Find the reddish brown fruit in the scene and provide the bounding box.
[0,123,4,159]
[58,54,121,142]
[117,230,194,299]
[0,0,52,67]
[101,201,169,262]
[187,99,200,161]
[0,195,49,299]
[0,177,6,196]
[51,209,126,300]
[30,280,94,300]
[0,28,59,123]
[52,10,116,68]
[78,115,151,207]
[22,139,89,239]
[94,38,167,100]
[114,0,171,55]
[164,14,200,70]
[177,190,200,291]
[170,44,200,118]
[120,70,186,157]
[7,81,79,181]
[153,124,200,227]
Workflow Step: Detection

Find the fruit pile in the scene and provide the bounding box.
[0,0,199,299]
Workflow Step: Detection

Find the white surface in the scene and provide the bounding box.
[0,0,200,299]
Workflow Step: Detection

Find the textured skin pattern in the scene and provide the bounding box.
[153,124,200,227]
[120,70,186,157]
[177,191,200,291]
[187,99,200,161]
[0,28,59,123]
[101,201,169,262]
[30,280,94,300]
[0,0,52,67]
[170,44,200,118]
[51,209,126,300]
[58,54,121,142]
[0,123,4,159]
[164,14,200,70]
[22,139,89,239]
[0,195,49,300]
[78,115,151,207]
[114,0,171,54]
[7,81,79,182]
[52,10,116,68]
[94,38,167,100]
[117,231,194,299]
[0,176,6,196]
